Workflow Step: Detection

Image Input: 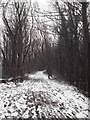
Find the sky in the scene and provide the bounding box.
[0,0,90,27]
[0,0,49,8]
[34,0,49,9]
[0,0,50,28]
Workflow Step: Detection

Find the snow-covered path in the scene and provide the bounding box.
[0,71,90,119]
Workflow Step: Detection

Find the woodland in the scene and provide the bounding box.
[0,1,89,96]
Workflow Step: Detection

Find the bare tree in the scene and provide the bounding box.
[1,2,31,80]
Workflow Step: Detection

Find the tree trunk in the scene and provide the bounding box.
[81,2,89,96]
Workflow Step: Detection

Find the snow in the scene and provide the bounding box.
[0,71,90,119]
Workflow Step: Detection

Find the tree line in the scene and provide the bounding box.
[49,1,89,96]
[0,1,89,96]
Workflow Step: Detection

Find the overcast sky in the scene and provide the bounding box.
[0,0,90,27]
[0,0,50,8]
[0,0,50,27]
[34,0,49,8]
